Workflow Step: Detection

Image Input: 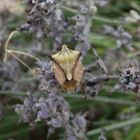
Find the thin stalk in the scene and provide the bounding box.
[3,30,19,62]
[7,49,41,62]
[63,94,136,105]
[8,52,34,75]
[0,90,26,96]
[17,77,35,83]
[93,16,125,24]
[0,90,136,105]
[60,5,125,24]
[127,51,140,58]
[87,117,140,136]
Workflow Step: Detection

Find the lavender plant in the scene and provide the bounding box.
[0,0,140,140]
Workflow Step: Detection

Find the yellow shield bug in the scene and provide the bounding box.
[51,38,83,91]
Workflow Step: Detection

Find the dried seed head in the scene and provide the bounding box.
[51,45,83,91]
[121,61,139,79]
[111,60,140,95]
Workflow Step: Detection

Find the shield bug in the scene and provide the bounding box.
[51,39,83,91]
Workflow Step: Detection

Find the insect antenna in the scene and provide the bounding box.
[46,33,62,47]
[65,33,80,46]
